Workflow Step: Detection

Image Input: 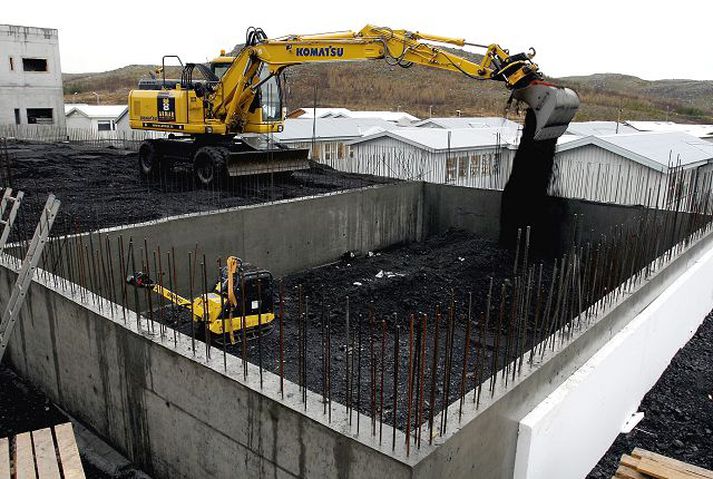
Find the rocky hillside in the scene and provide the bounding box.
[63,60,713,123]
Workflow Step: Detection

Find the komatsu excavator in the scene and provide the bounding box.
[128,25,579,185]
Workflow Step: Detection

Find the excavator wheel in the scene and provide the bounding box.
[193,146,229,188]
[138,141,163,179]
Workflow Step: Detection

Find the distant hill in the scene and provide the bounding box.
[63,60,713,123]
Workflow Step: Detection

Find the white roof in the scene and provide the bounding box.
[348,127,518,153]
[290,107,419,123]
[556,131,713,171]
[414,117,520,130]
[340,111,420,123]
[65,103,128,119]
[291,107,352,119]
[566,121,638,136]
[274,117,398,142]
[625,121,713,139]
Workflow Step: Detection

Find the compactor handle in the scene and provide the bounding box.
[126,272,155,288]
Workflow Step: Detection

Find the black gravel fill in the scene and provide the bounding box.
[1,141,394,236]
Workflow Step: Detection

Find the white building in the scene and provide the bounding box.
[565,121,638,136]
[625,121,713,142]
[287,107,419,126]
[346,127,517,187]
[0,24,65,128]
[64,103,128,137]
[414,116,521,131]
[273,117,397,165]
[554,132,713,207]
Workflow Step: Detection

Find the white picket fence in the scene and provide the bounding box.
[0,124,165,151]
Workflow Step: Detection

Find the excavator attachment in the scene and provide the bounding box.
[226,147,310,177]
[512,81,580,141]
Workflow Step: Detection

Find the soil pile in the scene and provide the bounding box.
[500,109,563,254]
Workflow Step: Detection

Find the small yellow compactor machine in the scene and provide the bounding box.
[128,25,579,185]
[127,256,274,342]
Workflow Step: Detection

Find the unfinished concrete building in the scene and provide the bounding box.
[0,24,65,128]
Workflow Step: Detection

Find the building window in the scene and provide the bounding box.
[26,108,53,125]
[97,120,113,131]
[446,156,457,183]
[22,58,48,72]
[9,57,14,71]
[458,157,468,178]
[470,154,481,177]
[14,109,20,125]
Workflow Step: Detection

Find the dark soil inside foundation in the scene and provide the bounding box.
[587,313,713,477]
[157,228,556,432]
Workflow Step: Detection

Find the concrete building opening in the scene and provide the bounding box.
[26,108,53,124]
[22,57,48,72]
[14,108,20,124]
[9,56,13,71]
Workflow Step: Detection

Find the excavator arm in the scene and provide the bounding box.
[213,25,578,140]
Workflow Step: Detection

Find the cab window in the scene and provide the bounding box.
[211,62,231,79]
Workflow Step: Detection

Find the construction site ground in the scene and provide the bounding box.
[1,140,394,235]
[1,140,711,475]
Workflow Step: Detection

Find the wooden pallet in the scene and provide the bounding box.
[0,423,85,479]
[614,448,713,479]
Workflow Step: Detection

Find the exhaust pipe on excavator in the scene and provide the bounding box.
[511,81,580,141]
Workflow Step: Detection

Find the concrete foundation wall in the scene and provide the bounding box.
[53,182,673,305]
[1,261,412,479]
[409,226,713,479]
[72,183,423,297]
[514,235,713,478]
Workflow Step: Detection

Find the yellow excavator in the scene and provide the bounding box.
[128,25,579,185]
[127,256,275,343]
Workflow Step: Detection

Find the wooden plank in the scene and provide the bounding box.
[637,456,702,479]
[31,429,60,479]
[621,454,642,470]
[614,464,649,479]
[14,432,37,479]
[632,449,713,478]
[0,438,10,479]
[53,424,85,479]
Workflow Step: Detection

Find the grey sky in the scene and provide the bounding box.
[4,0,711,81]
